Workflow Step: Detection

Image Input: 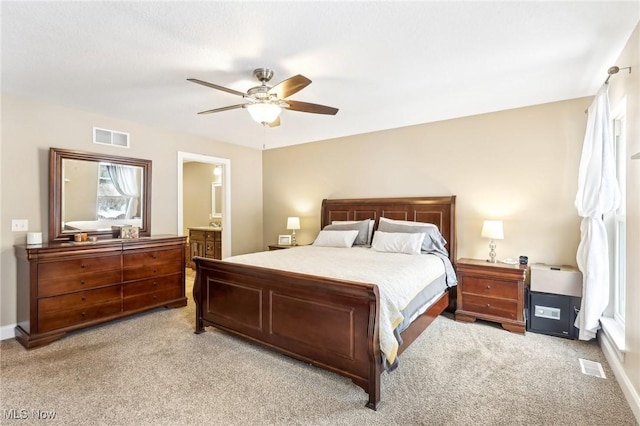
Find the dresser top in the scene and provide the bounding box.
[16,235,185,252]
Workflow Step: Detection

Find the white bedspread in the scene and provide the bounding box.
[225,246,445,365]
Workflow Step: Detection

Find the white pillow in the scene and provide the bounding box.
[379,217,437,228]
[332,219,374,245]
[371,231,426,255]
[312,230,359,248]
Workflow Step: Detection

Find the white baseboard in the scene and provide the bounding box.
[600,330,640,423]
[1,323,16,341]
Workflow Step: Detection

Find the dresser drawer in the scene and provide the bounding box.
[462,294,518,320]
[38,254,121,277]
[123,260,183,281]
[38,267,122,298]
[461,276,518,300]
[123,247,182,268]
[38,286,122,332]
[123,274,184,311]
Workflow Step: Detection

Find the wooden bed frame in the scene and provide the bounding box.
[193,196,456,410]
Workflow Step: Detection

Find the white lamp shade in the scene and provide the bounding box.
[246,103,281,124]
[286,217,300,230]
[481,220,504,240]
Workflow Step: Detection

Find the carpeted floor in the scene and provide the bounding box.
[0,270,636,425]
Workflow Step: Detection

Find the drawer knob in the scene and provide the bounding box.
[153,269,157,273]
[81,297,85,301]
[486,285,491,289]
[81,264,85,269]
[153,282,157,287]
[81,312,86,317]
[152,254,157,259]
[80,280,85,285]
[486,303,491,308]
[153,295,157,300]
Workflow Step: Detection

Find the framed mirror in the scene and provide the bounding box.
[211,182,222,218]
[49,148,152,242]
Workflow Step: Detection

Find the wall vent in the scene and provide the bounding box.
[93,127,130,148]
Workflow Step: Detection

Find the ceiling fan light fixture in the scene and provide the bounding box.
[246,103,281,125]
[189,68,338,126]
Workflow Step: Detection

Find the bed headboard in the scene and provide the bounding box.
[320,196,457,263]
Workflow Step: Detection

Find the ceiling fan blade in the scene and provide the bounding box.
[187,78,246,97]
[267,116,281,128]
[197,104,246,115]
[284,100,339,115]
[268,75,311,99]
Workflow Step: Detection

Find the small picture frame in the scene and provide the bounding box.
[120,226,139,239]
[278,235,292,246]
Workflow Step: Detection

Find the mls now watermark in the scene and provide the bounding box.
[3,409,57,420]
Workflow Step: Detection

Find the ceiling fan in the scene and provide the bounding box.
[187,68,338,127]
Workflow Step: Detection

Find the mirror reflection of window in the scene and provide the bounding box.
[97,163,142,220]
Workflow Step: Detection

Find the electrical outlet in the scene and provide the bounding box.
[11,219,29,232]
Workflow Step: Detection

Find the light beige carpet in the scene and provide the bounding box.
[0,272,636,425]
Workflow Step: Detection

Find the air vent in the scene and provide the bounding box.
[93,127,129,148]
[579,359,606,378]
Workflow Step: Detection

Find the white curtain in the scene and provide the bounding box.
[107,165,140,219]
[574,86,620,340]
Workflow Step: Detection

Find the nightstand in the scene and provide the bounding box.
[455,258,527,333]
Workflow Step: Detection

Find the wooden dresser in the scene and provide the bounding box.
[187,227,221,269]
[15,236,187,349]
[455,258,527,333]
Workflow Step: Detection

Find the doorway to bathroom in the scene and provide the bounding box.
[177,151,231,260]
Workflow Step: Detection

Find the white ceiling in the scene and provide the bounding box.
[2,2,638,150]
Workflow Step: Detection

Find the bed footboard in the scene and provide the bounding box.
[194,257,383,410]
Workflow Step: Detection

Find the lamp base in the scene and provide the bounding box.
[487,240,497,263]
[291,231,297,246]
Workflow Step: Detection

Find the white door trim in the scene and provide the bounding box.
[177,151,231,259]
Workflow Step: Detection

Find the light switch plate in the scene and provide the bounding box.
[11,219,29,232]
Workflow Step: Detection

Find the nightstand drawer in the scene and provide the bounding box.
[462,294,518,320]
[461,276,518,300]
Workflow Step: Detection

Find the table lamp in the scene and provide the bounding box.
[481,220,504,263]
[287,217,300,246]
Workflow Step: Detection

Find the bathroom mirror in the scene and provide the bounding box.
[211,182,222,218]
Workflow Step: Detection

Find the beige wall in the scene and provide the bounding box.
[263,97,587,266]
[608,21,640,411]
[0,93,264,327]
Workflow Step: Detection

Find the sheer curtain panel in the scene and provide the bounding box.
[574,86,621,340]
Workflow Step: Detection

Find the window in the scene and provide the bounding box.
[602,97,626,353]
[611,104,626,325]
